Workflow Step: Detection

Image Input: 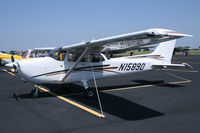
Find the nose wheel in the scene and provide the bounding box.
[31,88,40,98]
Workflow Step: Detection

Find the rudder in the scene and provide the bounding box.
[150,40,176,63]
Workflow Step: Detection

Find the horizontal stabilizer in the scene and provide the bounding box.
[152,63,192,70]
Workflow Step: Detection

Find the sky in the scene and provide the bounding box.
[0,0,200,51]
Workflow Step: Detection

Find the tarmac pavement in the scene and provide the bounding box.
[0,55,199,133]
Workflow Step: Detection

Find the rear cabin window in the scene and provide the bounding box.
[90,54,105,62]
[67,53,105,62]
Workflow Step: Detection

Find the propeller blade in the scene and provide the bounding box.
[11,55,15,62]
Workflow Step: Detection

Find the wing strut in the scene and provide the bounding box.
[90,62,105,117]
[60,47,89,82]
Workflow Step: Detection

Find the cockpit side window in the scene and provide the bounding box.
[68,52,88,62]
[48,48,66,61]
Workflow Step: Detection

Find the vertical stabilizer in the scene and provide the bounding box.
[150,40,176,63]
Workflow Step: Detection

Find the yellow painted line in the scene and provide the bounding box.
[101,84,153,92]
[101,80,191,92]
[8,72,15,76]
[3,69,15,76]
[37,85,105,118]
[61,80,192,96]
[168,80,191,84]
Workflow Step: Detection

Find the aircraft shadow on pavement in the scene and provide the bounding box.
[68,89,164,121]
[17,81,166,121]
[15,78,185,120]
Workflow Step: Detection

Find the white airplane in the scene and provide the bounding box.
[6,28,192,98]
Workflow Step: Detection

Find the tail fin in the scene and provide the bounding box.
[150,40,176,63]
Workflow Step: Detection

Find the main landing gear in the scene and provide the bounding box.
[85,88,95,98]
[82,80,95,98]
[31,85,40,98]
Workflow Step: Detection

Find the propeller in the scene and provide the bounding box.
[5,53,18,72]
[11,53,17,72]
[10,51,15,62]
[11,54,15,62]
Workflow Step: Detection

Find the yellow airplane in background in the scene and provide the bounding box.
[0,49,32,66]
[0,47,55,66]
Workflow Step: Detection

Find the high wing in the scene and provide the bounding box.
[60,28,191,82]
[62,28,192,53]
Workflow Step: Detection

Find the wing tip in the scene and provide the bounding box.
[148,28,192,37]
[165,32,193,37]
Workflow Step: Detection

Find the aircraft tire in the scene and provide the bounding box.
[85,89,95,98]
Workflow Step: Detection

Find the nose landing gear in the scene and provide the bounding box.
[31,85,40,98]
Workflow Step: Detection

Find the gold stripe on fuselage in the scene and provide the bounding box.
[43,66,119,77]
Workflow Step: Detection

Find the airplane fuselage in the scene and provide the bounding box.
[17,55,163,84]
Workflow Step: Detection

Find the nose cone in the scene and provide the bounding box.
[17,59,37,81]
[17,57,49,83]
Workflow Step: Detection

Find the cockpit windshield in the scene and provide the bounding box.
[47,47,66,61]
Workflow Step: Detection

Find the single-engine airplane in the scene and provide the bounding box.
[6,28,192,98]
